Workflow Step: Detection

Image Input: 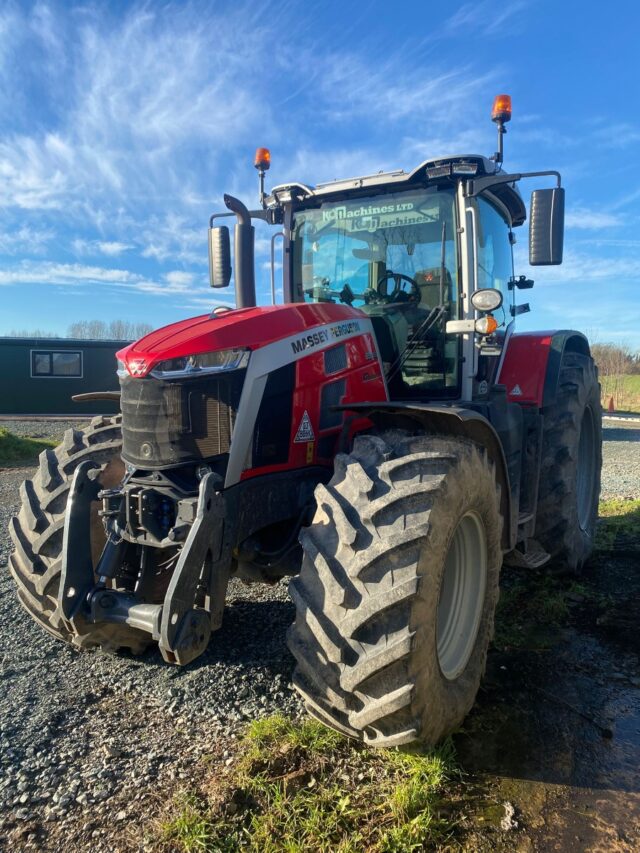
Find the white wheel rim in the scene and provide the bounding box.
[436,511,487,681]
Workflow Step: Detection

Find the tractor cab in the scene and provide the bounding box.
[209,95,564,408]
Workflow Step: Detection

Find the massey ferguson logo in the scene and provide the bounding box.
[290,321,361,354]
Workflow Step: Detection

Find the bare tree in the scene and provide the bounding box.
[5,329,58,338]
[67,320,153,340]
[592,342,636,410]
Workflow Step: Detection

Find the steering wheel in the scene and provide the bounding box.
[376,271,420,304]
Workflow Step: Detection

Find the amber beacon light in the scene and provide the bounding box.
[491,95,512,164]
[254,147,271,170]
[492,94,512,123]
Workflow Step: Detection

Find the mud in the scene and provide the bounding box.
[452,527,640,852]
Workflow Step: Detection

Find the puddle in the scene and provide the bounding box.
[452,548,640,852]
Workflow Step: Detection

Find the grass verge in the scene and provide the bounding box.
[600,374,640,413]
[596,498,640,550]
[0,427,57,466]
[156,715,457,852]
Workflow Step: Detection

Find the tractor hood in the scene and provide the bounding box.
[117,302,365,378]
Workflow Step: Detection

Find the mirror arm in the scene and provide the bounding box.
[466,170,561,197]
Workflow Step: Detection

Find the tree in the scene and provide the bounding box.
[5,329,58,338]
[67,320,153,340]
[591,342,639,410]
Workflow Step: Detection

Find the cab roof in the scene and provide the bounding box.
[268,154,527,227]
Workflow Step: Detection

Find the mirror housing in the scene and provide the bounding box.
[208,226,232,288]
[529,187,565,265]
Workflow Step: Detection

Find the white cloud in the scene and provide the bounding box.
[565,208,622,229]
[96,240,135,256]
[442,1,527,36]
[0,224,53,255]
[72,239,135,256]
[0,260,145,286]
[164,270,197,287]
[316,58,495,130]
[0,259,214,303]
[0,4,274,216]
[516,246,640,285]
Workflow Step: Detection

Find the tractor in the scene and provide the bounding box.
[9,96,602,746]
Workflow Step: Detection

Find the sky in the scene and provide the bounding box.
[1,0,639,349]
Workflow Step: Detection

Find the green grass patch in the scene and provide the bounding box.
[0,427,58,465]
[493,571,569,651]
[601,374,640,413]
[156,715,457,853]
[596,499,640,551]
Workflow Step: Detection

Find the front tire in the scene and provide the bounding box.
[287,432,503,747]
[8,416,150,654]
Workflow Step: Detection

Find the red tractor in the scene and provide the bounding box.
[9,96,601,746]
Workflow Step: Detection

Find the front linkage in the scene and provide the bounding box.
[59,463,230,665]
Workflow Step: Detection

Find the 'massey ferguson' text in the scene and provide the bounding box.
[290,321,361,354]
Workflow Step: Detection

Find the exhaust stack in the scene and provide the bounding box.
[224,194,256,309]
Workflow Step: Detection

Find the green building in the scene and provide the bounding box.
[0,337,122,415]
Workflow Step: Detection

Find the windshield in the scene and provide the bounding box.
[292,188,460,396]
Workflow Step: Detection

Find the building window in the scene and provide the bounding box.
[31,350,83,378]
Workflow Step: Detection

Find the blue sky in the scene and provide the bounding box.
[1,0,639,349]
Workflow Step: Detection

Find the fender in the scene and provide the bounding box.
[340,402,514,551]
[498,330,591,408]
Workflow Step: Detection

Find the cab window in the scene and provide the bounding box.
[475,196,513,313]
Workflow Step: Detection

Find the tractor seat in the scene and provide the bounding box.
[414,267,452,310]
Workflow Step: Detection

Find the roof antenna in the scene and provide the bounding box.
[490,94,512,165]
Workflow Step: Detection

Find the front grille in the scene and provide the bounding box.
[120,370,245,468]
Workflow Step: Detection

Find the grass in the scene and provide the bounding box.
[600,374,640,413]
[156,715,456,853]
[493,571,569,651]
[0,427,58,465]
[494,499,640,651]
[596,498,640,550]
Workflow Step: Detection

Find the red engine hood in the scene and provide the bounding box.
[118,303,365,377]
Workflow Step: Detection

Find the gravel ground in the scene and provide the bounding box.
[0,418,638,851]
[600,419,640,499]
[0,420,304,851]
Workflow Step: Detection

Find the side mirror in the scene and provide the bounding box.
[208,225,232,288]
[529,187,565,265]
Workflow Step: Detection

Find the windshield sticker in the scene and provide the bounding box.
[294,411,315,443]
[319,199,441,233]
[290,321,361,354]
[322,201,414,222]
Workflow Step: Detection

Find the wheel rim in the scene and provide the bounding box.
[436,511,487,681]
[577,405,596,531]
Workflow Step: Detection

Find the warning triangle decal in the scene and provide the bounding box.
[294,410,315,442]
[511,384,523,396]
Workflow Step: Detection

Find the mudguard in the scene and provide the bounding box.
[338,402,515,550]
[498,330,591,408]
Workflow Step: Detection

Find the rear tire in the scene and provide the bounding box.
[287,432,503,747]
[535,352,602,572]
[8,416,150,654]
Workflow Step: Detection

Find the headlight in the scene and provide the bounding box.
[150,348,250,378]
[470,288,503,312]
